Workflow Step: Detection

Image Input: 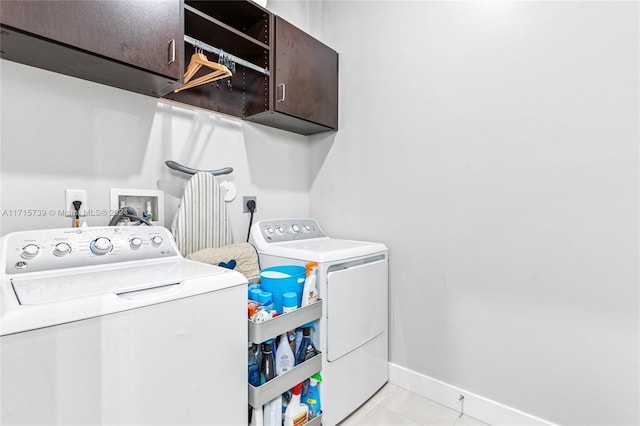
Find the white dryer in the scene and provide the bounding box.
[250,218,388,426]
[0,226,248,426]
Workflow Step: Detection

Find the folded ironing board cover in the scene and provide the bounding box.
[171,171,233,256]
[186,242,260,283]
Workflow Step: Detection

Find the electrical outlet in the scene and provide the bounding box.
[243,196,257,213]
[65,189,87,217]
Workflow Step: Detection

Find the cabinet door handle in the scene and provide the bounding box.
[277,83,286,102]
[168,39,176,65]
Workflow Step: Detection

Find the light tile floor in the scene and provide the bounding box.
[338,383,490,426]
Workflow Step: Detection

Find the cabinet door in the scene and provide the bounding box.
[274,16,338,130]
[0,0,182,80]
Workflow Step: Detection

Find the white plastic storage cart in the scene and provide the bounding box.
[248,300,324,426]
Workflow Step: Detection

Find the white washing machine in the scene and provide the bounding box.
[0,226,248,426]
[250,218,388,426]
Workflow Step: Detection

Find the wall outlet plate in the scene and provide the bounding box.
[65,189,87,217]
[243,196,257,213]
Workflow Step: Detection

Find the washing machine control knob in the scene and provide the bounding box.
[266,226,274,234]
[303,225,312,232]
[90,238,112,255]
[129,238,143,249]
[291,224,300,233]
[276,226,284,234]
[53,242,72,257]
[151,236,163,246]
[21,244,40,259]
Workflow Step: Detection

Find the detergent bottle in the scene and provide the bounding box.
[304,373,322,418]
[301,262,319,307]
[284,383,308,426]
[275,333,295,375]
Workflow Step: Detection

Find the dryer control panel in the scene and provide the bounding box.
[253,218,326,243]
[1,226,179,275]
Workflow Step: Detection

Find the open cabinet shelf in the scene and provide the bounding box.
[185,0,269,45]
[183,5,269,67]
[162,0,337,135]
[163,1,270,118]
[164,43,269,117]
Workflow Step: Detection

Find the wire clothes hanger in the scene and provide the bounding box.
[215,49,236,90]
[174,43,233,93]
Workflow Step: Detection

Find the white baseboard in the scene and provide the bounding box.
[388,363,558,426]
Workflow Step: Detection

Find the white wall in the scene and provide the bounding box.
[310,1,639,425]
[0,59,311,240]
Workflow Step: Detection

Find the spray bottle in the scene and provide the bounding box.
[283,383,308,426]
[304,373,322,418]
[301,262,319,307]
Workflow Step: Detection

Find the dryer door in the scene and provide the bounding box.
[326,255,387,362]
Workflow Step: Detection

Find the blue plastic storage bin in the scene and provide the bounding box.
[259,265,306,313]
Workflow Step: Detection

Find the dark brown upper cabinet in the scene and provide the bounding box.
[0,0,183,96]
[0,0,338,136]
[245,16,339,135]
